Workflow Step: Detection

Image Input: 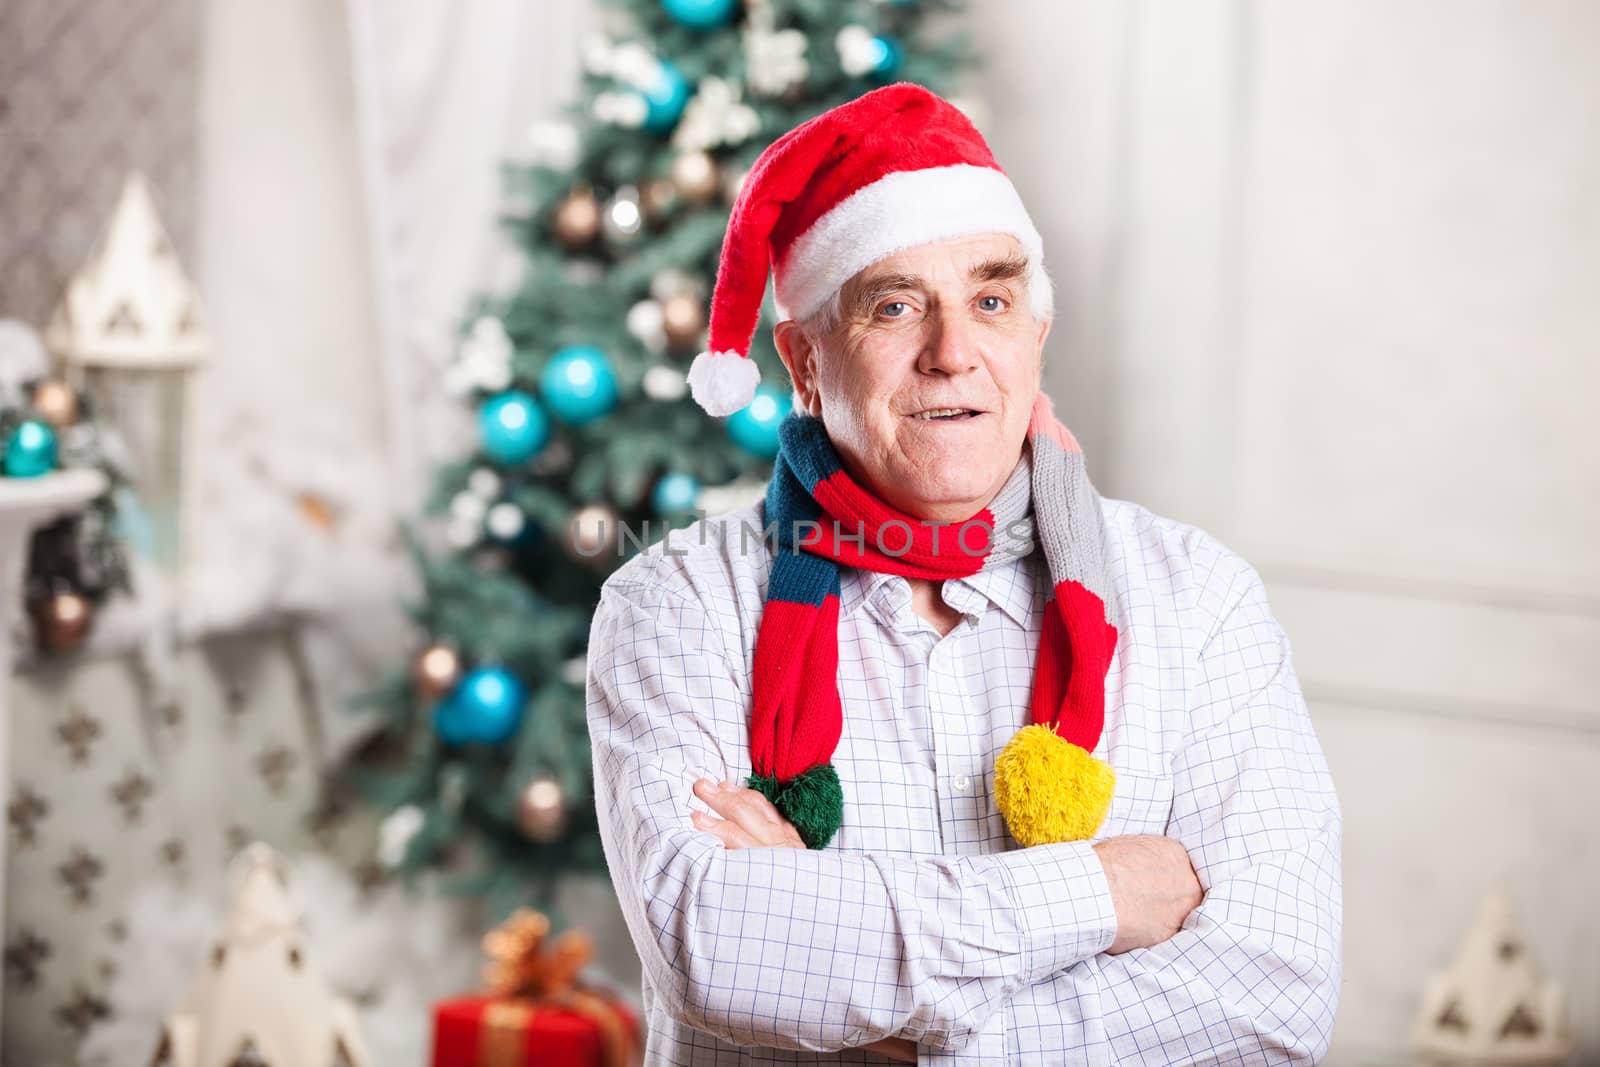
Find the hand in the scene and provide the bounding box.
[690,779,806,849]
[1091,834,1203,954]
[690,785,912,1059]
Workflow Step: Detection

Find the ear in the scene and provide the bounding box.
[773,320,822,415]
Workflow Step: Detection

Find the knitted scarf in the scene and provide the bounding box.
[748,394,1121,850]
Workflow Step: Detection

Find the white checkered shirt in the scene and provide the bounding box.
[586,497,1342,1065]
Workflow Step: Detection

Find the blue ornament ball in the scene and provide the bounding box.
[3,419,57,477]
[434,666,526,746]
[639,59,691,133]
[661,0,737,29]
[868,35,904,82]
[726,385,792,459]
[540,345,618,425]
[478,391,549,465]
[652,471,701,514]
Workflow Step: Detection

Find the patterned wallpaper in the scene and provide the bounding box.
[0,0,200,329]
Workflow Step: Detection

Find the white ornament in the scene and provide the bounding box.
[686,349,761,417]
[561,655,588,687]
[627,300,667,354]
[579,33,614,76]
[672,77,761,152]
[449,491,487,524]
[642,364,688,401]
[527,118,580,170]
[604,186,643,240]
[836,26,882,78]
[744,19,809,97]
[142,844,371,1067]
[445,515,481,550]
[377,805,425,869]
[485,502,525,541]
[46,172,209,370]
[610,43,662,90]
[593,90,648,128]
[466,468,501,500]
[456,316,512,390]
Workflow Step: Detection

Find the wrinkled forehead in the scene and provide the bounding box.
[840,232,1029,294]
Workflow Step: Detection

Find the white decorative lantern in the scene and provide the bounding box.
[46,171,208,576]
[146,843,370,1067]
[1412,890,1571,1066]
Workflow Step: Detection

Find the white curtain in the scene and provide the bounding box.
[343,0,597,515]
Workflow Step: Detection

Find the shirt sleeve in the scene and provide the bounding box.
[1003,556,1344,1065]
[585,567,1120,1054]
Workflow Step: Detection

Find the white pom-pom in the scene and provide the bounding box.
[686,350,761,416]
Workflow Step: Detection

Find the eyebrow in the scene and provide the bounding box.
[844,255,1030,319]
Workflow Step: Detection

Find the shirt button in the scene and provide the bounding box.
[953,774,971,792]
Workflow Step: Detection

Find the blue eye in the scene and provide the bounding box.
[978,295,1007,312]
[880,301,909,318]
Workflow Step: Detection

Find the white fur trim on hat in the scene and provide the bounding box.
[687,349,761,416]
[772,164,1043,322]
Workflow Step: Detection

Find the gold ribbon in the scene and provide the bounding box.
[476,908,641,1067]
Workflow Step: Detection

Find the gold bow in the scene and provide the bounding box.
[482,908,595,1000]
[477,909,640,1067]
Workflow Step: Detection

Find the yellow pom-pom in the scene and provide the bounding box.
[994,724,1116,846]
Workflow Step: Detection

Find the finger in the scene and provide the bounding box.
[692,809,760,850]
[719,784,788,829]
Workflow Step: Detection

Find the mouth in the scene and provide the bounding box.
[907,407,984,421]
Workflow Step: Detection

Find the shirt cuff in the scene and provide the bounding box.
[996,840,1118,983]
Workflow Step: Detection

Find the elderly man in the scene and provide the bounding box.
[586,84,1341,1065]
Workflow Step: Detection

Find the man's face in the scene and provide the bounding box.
[774,233,1051,522]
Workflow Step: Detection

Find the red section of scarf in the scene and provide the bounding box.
[806,469,993,578]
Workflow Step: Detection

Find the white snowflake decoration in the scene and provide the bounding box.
[671,77,760,152]
[450,316,512,394]
[466,467,501,500]
[484,502,525,541]
[626,299,667,354]
[744,20,809,97]
[593,90,648,129]
[642,364,688,401]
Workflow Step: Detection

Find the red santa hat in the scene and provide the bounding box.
[686,82,1049,416]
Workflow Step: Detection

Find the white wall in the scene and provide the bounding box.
[973,1,1600,1061]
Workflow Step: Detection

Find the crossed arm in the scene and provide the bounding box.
[585,564,1341,1062]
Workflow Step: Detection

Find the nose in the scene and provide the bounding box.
[917,303,980,377]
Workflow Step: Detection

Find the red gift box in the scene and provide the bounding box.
[431,908,642,1067]
[431,992,641,1067]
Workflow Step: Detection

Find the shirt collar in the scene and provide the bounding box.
[837,550,1040,628]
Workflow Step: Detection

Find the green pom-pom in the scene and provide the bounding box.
[747,764,843,850]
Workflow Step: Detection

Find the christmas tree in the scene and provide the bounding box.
[347,0,971,923]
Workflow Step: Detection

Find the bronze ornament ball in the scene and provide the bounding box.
[661,293,706,351]
[35,591,92,653]
[412,643,463,701]
[518,775,568,842]
[564,503,620,563]
[671,150,719,204]
[552,188,601,249]
[31,379,79,428]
